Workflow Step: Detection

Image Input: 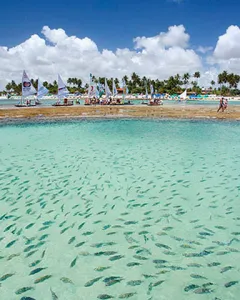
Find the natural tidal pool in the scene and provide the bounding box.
[0,119,239,300]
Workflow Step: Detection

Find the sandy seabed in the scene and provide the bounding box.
[0,105,240,121]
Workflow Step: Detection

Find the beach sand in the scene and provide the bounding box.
[0,105,240,120]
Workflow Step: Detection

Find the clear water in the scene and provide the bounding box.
[1,98,240,107]
[0,119,240,300]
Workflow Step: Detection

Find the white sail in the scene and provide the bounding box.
[37,79,49,99]
[58,74,69,98]
[112,79,117,96]
[88,74,96,98]
[105,78,112,97]
[180,89,187,99]
[22,70,36,97]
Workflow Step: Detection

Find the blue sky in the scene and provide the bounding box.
[1,0,240,50]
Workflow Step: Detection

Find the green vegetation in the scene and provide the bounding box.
[1,71,240,96]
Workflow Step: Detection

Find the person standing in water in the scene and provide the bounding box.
[217,97,224,112]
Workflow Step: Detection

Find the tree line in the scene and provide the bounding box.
[2,71,240,96]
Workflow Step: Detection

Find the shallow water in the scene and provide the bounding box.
[1,98,240,107]
[0,119,240,300]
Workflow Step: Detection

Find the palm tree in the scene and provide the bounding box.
[182,73,190,87]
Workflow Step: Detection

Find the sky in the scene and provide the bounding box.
[1,0,240,88]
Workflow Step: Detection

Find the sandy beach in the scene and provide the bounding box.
[0,105,240,120]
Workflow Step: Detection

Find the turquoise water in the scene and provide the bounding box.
[0,119,240,300]
[1,98,240,107]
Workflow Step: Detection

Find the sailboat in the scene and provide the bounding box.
[179,89,187,101]
[105,78,112,101]
[112,79,117,98]
[36,79,49,105]
[15,70,36,107]
[52,75,72,106]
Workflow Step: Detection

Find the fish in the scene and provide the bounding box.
[84,276,103,287]
[127,280,142,286]
[7,253,21,261]
[127,262,141,267]
[70,256,78,268]
[20,297,36,300]
[50,288,58,300]
[95,251,118,256]
[29,260,41,267]
[15,287,35,295]
[184,284,200,292]
[34,275,52,284]
[29,267,47,275]
[60,277,74,284]
[118,293,136,298]
[155,243,171,250]
[0,273,15,281]
[220,266,233,273]
[75,241,86,247]
[94,266,111,272]
[104,276,123,286]
[224,281,238,288]
[68,236,76,244]
[194,288,213,294]
[97,295,114,299]
[190,274,207,279]
[6,239,18,248]
[109,255,124,261]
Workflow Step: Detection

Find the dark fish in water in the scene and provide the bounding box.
[25,223,35,229]
[194,288,212,294]
[225,281,238,288]
[6,239,18,248]
[39,234,49,241]
[127,262,141,267]
[221,266,233,273]
[143,274,157,279]
[184,284,200,292]
[208,262,221,267]
[70,256,78,267]
[20,297,36,300]
[153,259,168,264]
[60,277,74,284]
[104,276,123,286]
[190,274,207,279]
[7,253,21,261]
[94,266,111,272]
[152,280,164,287]
[29,260,41,267]
[0,273,15,281]
[24,245,36,253]
[119,292,136,298]
[84,276,103,287]
[34,275,52,284]
[15,287,35,294]
[109,255,124,261]
[41,250,46,258]
[187,263,202,268]
[29,267,47,275]
[50,288,58,300]
[127,280,142,286]
[133,255,148,261]
[155,243,171,250]
[75,241,85,248]
[68,236,76,244]
[95,251,118,256]
[97,294,114,299]
[82,231,94,236]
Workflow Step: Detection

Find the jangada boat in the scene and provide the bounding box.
[15,70,36,107]
[52,75,73,106]
[36,78,49,105]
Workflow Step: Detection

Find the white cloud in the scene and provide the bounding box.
[208,25,240,76]
[0,25,203,89]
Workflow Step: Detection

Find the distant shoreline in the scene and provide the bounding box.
[0,105,240,121]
